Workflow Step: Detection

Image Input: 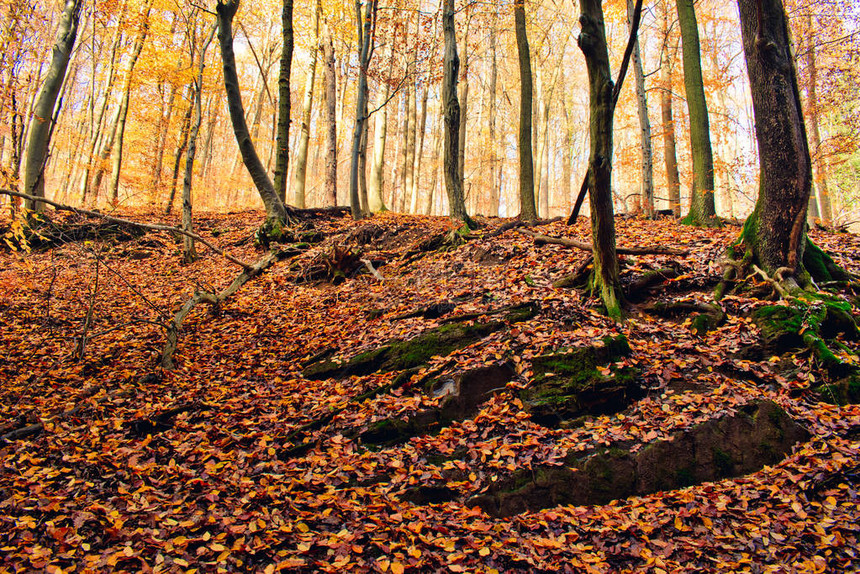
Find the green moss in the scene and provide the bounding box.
[675,467,695,487]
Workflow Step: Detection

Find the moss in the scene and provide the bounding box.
[675,467,695,487]
[384,321,502,372]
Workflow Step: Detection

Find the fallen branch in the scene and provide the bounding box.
[476,216,564,240]
[517,229,688,256]
[0,189,253,269]
[161,247,304,369]
[553,256,594,289]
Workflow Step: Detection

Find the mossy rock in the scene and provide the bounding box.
[467,401,809,517]
[520,335,641,427]
[815,376,860,405]
[362,364,516,447]
[302,321,505,380]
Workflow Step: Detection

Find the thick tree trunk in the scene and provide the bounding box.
[735,0,813,282]
[273,0,295,203]
[322,22,338,206]
[580,0,622,319]
[442,0,470,223]
[216,0,287,226]
[514,0,537,221]
[676,0,716,224]
[629,0,654,218]
[22,0,83,212]
[292,0,320,209]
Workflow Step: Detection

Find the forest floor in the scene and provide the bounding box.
[1,209,860,573]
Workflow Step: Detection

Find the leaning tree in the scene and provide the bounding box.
[722,0,850,295]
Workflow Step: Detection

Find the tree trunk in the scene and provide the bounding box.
[803,11,832,226]
[216,0,287,226]
[410,81,429,214]
[735,0,825,284]
[425,99,442,216]
[348,0,377,219]
[457,15,470,194]
[487,9,500,217]
[165,90,193,215]
[660,0,682,217]
[442,0,470,223]
[404,81,417,213]
[22,0,83,212]
[628,0,654,218]
[514,0,537,221]
[181,25,217,263]
[108,5,150,206]
[322,22,338,206]
[676,0,716,224]
[580,0,622,319]
[368,45,392,213]
[273,0,295,203]
[292,0,320,208]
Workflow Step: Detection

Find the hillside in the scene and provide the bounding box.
[1,210,860,573]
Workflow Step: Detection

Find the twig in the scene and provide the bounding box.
[361,258,384,281]
[0,189,253,269]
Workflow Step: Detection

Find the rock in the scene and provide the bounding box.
[520,335,643,427]
[467,401,809,517]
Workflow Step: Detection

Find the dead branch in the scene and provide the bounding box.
[0,189,253,269]
[161,247,304,369]
[751,264,790,299]
[516,229,688,256]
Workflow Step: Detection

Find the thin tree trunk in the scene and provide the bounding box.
[457,14,470,192]
[442,0,469,223]
[803,11,832,226]
[403,80,417,213]
[628,0,654,218]
[660,1,682,217]
[273,0,295,203]
[322,21,337,206]
[676,0,716,224]
[348,0,378,219]
[580,0,622,319]
[216,0,287,225]
[292,0,320,208]
[22,0,83,211]
[410,81,429,214]
[368,45,392,212]
[514,0,537,221]
[487,9,500,217]
[425,99,441,215]
[166,90,192,215]
[108,5,151,206]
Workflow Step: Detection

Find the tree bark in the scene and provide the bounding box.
[404,80,417,213]
[410,81,429,214]
[487,9,500,217]
[676,0,716,224]
[803,11,832,226]
[165,90,193,215]
[442,0,470,223]
[368,45,392,213]
[457,14,470,194]
[322,22,338,206]
[514,0,537,221]
[292,0,320,208]
[348,0,378,219]
[629,0,654,218]
[216,0,287,226]
[660,0,682,217]
[735,0,815,282]
[580,0,623,318]
[273,0,295,203]
[22,0,83,212]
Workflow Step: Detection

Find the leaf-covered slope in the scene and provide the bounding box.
[1,211,860,572]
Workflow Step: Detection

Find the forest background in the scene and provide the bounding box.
[1,0,859,227]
